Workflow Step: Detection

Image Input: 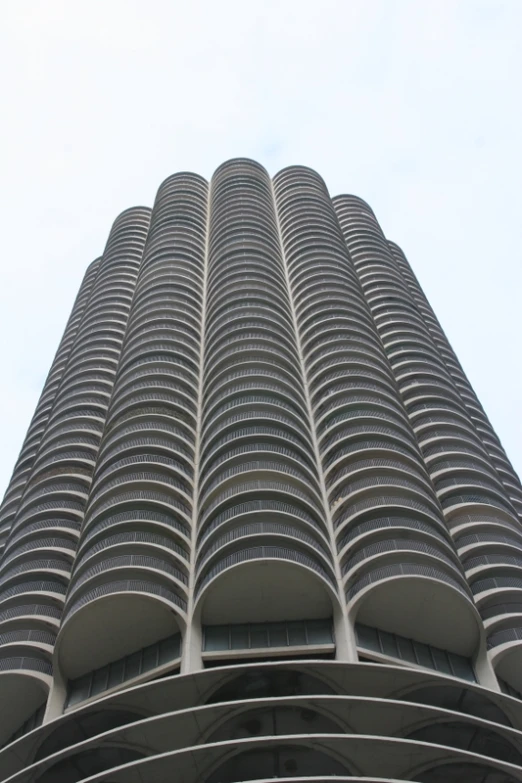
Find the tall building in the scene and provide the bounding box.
[0,159,522,781]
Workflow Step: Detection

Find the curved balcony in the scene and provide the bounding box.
[197,497,324,550]
[199,476,325,537]
[341,536,462,582]
[14,729,522,783]
[4,651,522,779]
[83,489,191,545]
[195,547,338,638]
[56,571,186,683]
[85,469,192,521]
[347,558,479,658]
[0,659,50,747]
[330,475,442,532]
[485,625,522,697]
[200,442,316,497]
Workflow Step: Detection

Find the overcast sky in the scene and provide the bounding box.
[0,0,521,495]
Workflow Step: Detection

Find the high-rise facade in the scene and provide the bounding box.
[0,159,522,781]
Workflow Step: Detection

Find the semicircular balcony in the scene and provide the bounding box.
[202,382,308,436]
[337,513,457,573]
[440,490,518,526]
[199,445,320,505]
[194,552,339,654]
[206,317,296,362]
[85,465,193,526]
[346,562,480,664]
[82,487,191,547]
[114,363,198,407]
[196,526,334,592]
[0,654,51,746]
[100,412,195,462]
[326,449,431,496]
[78,508,191,564]
[206,284,290,328]
[485,623,522,696]
[204,339,300,386]
[204,369,306,425]
[300,314,382,355]
[55,581,185,694]
[319,416,419,470]
[342,535,465,589]
[329,465,439,521]
[14,693,522,782]
[198,468,325,539]
[201,407,313,459]
[456,525,522,565]
[197,497,326,554]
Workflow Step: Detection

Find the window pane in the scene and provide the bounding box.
[396,635,415,664]
[355,623,380,652]
[91,666,108,696]
[231,625,249,649]
[379,630,399,658]
[287,622,306,646]
[67,674,91,706]
[142,643,159,672]
[268,623,288,647]
[414,641,434,669]
[250,624,269,648]
[450,653,476,682]
[431,646,451,675]
[204,625,228,651]
[306,620,333,645]
[108,658,125,689]
[159,635,180,664]
[125,650,142,680]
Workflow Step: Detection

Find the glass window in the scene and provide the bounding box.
[204,625,228,651]
[91,667,109,696]
[450,653,476,682]
[67,674,91,706]
[107,658,125,689]
[431,646,451,675]
[356,623,380,652]
[125,651,142,680]
[250,624,269,648]
[306,620,333,645]
[396,635,415,664]
[413,641,433,669]
[379,630,398,658]
[142,643,159,672]
[288,622,306,646]
[268,623,288,647]
[159,635,180,664]
[231,625,249,649]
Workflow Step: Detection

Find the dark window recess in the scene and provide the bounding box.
[66,632,181,707]
[2,703,45,748]
[355,622,476,682]
[498,677,522,701]
[203,619,334,652]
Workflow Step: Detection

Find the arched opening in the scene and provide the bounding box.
[351,572,481,660]
[206,669,336,704]
[402,685,511,727]
[34,709,144,762]
[34,746,145,783]
[415,762,516,782]
[207,705,345,743]
[196,561,338,664]
[407,722,522,766]
[205,745,351,782]
[56,592,184,701]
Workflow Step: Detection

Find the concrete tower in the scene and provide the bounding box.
[1,159,522,782]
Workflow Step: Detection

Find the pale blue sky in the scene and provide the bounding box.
[0,0,521,495]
